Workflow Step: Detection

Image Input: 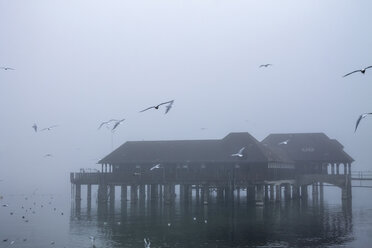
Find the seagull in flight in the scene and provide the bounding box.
[112,118,125,131]
[32,123,38,132]
[0,67,15,70]
[278,139,289,145]
[98,119,119,129]
[40,125,58,131]
[44,154,53,158]
[150,164,161,171]
[231,147,245,157]
[144,238,151,248]
[140,100,174,113]
[355,113,372,132]
[164,100,174,114]
[343,66,372,77]
[259,64,272,68]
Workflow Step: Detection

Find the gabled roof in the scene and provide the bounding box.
[98,132,291,165]
[261,133,354,163]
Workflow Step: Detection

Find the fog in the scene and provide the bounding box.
[1,0,371,195]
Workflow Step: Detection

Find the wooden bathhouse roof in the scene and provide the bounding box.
[261,133,354,163]
[98,132,292,165]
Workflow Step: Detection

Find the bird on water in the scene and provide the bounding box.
[355,113,372,132]
[140,100,174,113]
[343,66,372,77]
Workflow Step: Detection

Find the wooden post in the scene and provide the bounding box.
[87,184,92,210]
[301,185,308,200]
[275,185,281,202]
[202,184,209,205]
[255,185,264,206]
[269,184,275,202]
[121,185,127,202]
[130,185,138,204]
[247,185,256,204]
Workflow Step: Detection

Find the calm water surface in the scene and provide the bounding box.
[1,183,372,248]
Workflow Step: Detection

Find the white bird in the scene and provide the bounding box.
[150,164,161,171]
[144,238,151,248]
[40,125,58,131]
[355,113,372,132]
[259,64,272,68]
[343,66,372,77]
[164,100,174,114]
[204,220,208,224]
[193,217,196,221]
[112,118,125,131]
[32,123,37,132]
[89,236,95,245]
[140,100,174,113]
[231,147,245,157]
[167,223,171,227]
[10,241,15,245]
[98,119,119,129]
[278,139,289,145]
[0,67,15,70]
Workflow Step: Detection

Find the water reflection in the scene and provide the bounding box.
[70,198,353,247]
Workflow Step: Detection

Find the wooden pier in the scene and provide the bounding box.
[70,132,354,209]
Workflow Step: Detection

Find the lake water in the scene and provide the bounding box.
[1,182,372,248]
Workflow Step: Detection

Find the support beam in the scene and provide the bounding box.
[284,184,291,201]
[87,184,92,210]
[255,185,264,206]
[275,185,281,202]
[202,184,209,205]
[130,185,138,204]
[301,185,308,200]
[247,185,256,204]
[121,185,127,202]
[269,184,275,202]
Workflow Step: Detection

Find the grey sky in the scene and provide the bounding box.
[1,0,372,194]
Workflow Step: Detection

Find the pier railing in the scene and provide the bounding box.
[70,171,292,185]
[351,171,372,181]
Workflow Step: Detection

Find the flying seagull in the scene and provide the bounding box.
[343,66,372,77]
[231,147,245,157]
[164,100,174,114]
[32,123,37,132]
[0,67,15,70]
[140,100,174,113]
[44,154,53,158]
[98,119,119,129]
[40,125,58,131]
[278,139,289,145]
[150,164,161,171]
[355,113,372,132]
[112,118,125,131]
[144,238,151,248]
[259,64,272,68]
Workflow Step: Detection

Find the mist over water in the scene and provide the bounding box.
[1,0,372,247]
[1,183,372,247]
